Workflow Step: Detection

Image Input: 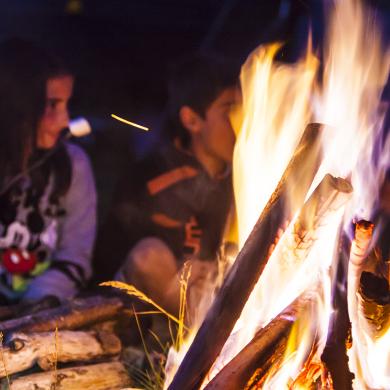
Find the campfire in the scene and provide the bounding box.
[166,0,390,389]
[0,1,388,389]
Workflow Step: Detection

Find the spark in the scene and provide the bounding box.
[111,114,149,131]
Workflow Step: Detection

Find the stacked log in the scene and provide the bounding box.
[8,361,131,390]
[0,295,124,334]
[0,295,134,389]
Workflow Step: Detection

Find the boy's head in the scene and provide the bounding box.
[165,53,240,175]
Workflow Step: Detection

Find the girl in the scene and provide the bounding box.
[0,39,96,303]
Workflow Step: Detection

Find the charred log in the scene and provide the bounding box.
[357,271,389,338]
[321,233,354,390]
[204,293,314,390]
[347,220,375,327]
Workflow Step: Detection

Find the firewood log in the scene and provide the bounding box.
[346,221,390,388]
[204,292,314,390]
[0,296,60,321]
[347,220,374,331]
[0,329,121,377]
[357,271,389,338]
[279,174,352,268]
[0,295,124,335]
[205,173,352,387]
[4,361,131,390]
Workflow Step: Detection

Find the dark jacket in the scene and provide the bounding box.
[93,142,232,281]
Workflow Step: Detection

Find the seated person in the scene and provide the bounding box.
[94,53,240,315]
[0,39,96,304]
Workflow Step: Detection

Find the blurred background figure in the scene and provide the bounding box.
[93,53,240,320]
[0,39,96,304]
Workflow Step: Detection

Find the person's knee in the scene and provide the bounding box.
[124,237,176,277]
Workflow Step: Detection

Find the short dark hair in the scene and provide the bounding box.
[164,52,240,148]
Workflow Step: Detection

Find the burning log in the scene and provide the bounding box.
[281,174,352,267]
[0,329,121,377]
[168,123,323,390]
[203,174,352,390]
[347,220,374,328]
[357,271,389,338]
[321,232,354,390]
[0,295,124,335]
[288,361,334,389]
[348,223,390,338]
[346,220,390,388]
[4,361,132,390]
[204,292,315,390]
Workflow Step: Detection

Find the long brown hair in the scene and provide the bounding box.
[0,38,72,201]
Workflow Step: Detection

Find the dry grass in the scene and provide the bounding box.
[101,263,193,389]
[100,281,189,331]
[51,325,59,389]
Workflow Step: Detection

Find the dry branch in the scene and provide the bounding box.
[0,329,121,377]
[0,295,124,335]
[5,361,131,390]
[168,123,323,390]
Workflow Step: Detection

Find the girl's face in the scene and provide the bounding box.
[36,75,74,149]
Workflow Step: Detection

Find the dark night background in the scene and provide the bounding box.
[0,0,388,220]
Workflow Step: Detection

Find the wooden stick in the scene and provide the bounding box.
[204,292,314,390]
[0,295,124,335]
[0,329,121,377]
[168,123,323,390]
[5,361,131,390]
